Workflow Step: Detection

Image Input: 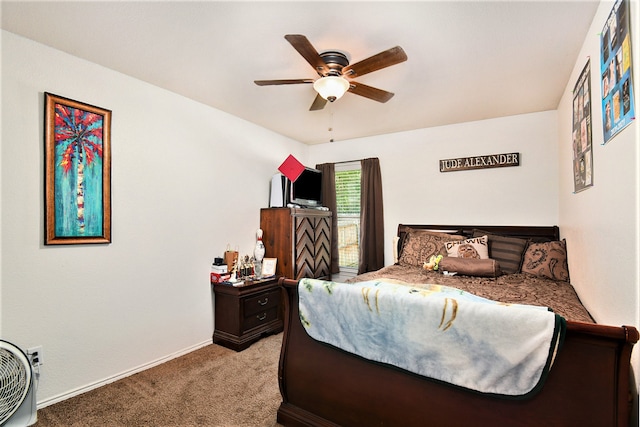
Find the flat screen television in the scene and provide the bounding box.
[289,167,323,207]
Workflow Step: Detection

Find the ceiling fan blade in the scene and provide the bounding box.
[309,94,328,111]
[348,81,395,103]
[254,79,314,86]
[284,34,329,76]
[342,46,407,78]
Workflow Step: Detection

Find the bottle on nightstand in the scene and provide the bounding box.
[254,228,266,276]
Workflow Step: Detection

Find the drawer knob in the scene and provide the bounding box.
[258,297,269,306]
[257,312,267,321]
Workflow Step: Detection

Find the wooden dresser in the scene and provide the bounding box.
[260,208,332,280]
[212,277,283,351]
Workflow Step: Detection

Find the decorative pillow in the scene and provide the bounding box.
[521,240,570,282]
[398,230,464,267]
[397,228,464,258]
[472,230,529,274]
[439,257,502,278]
[444,235,489,259]
[397,228,462,253]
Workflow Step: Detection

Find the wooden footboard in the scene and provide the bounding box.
[277,278,638,427]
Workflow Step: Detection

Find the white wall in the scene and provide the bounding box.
[557,0,639,389]
[310,111,560,264]
[0,30,307,405]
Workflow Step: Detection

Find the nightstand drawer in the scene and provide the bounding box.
[243,289,280,316]
[243,306,279,331]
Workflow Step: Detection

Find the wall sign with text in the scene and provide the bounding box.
[439,153,520,173]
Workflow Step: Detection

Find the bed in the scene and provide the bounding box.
[276,224,638,427]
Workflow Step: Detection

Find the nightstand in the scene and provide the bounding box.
[212,277,283,351]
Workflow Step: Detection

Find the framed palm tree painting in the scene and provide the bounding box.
[44,93,111,245]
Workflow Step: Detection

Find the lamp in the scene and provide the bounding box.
[313,76,350,102]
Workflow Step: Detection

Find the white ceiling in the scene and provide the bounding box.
[1,1,599,145]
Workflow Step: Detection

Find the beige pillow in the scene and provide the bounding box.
[444,235,489,259]
[521,240,570,282]
[398,230,464,267]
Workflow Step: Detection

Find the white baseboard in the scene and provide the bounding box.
[37,340,212,409]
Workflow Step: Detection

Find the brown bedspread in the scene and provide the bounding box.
[347,265,594,323]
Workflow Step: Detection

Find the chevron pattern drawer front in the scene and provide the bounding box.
[294,216,315,279]
[294,215,331,280]
[313,216,331,279]
[260,208,332,281]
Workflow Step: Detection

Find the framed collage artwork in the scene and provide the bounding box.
[572,60,593,192]
[600,0,635,143]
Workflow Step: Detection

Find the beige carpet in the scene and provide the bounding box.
[35,333,284,427]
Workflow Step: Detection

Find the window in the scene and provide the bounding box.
[335,161,361,275]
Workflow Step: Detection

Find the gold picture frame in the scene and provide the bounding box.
[262,258,277,276]
[44,93,112,245]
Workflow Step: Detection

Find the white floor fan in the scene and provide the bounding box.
[0,340,38,426]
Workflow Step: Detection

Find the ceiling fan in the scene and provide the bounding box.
[254,34,408,111]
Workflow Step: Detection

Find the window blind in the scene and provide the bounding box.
[335,162,361,270]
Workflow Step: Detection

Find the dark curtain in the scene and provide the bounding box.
[315,163,340,275]
[358,158,385,274]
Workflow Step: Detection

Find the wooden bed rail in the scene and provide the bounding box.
[279,277,298,287]
[397,224,560,241]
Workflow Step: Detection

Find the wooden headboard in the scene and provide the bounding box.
[397,224,560,243]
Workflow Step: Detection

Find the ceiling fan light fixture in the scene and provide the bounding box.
[313,76,350,102]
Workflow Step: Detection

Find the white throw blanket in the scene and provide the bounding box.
[298,278,566,397]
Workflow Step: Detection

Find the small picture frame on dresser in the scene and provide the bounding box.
[262,258,277,276]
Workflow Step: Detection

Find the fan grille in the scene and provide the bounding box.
[0,345,30,424]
